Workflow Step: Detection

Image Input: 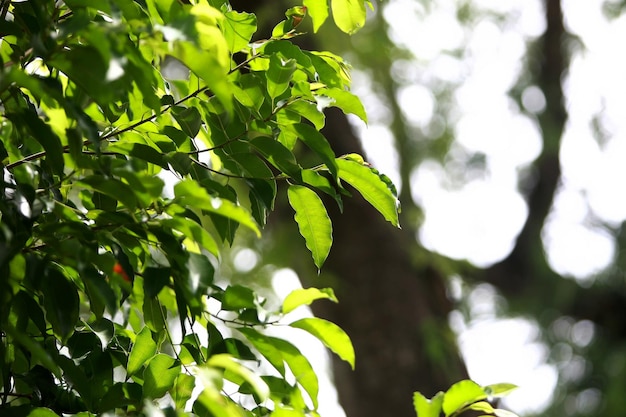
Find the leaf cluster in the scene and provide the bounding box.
[0,0,398,416]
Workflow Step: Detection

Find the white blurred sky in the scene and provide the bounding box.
[349,0,626,414]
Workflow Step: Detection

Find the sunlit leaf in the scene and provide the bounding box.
[413,391,444,417]
[304,0,329,32]
[207,354,270,402]
[484,383,518,398]
[331,0,366,34]
[174,179,261,237]
[143,354,181,399]
[282,287,337,314]
[127,326,157,376]
[336,158,400,227]
[288,185,332,269]
[289,317,354,369]
[442,380,487,417]
[171,373,195,410]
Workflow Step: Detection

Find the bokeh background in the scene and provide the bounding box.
[226,1,626,416]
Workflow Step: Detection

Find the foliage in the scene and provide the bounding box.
[0,0,399,416]
[413,380,519,417]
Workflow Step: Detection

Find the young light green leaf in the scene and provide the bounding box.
[222,10,257,53]
[282,287,338,314]
[304,0,329,32]
[143,354,181,399]
[467,401,496,414]
[331,0,366,34]
[287,185,332,269]
[25,408,61,417]
[483,383,518,398]
[127,326,157,376]
[336,158,400,227]
[442,380,488,417]
[289,317,355,370]
[207,354,270,402]
[413,391,444,417]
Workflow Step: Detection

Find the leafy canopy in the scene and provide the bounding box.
[0,0,398,416]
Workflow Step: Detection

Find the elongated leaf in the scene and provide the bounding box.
[289,318,354,369]
[250,136,302,181]
[292,123,337,178]
[143,354,181,399]
[238,328,319,408]
[304,0,329,32]
[42,268,79,342]
[287,185,332,269]
[171,373,195,410]
[79,176,138,210]
[162,217,219,256]
[282,287,337,314]
[331,0,366,34]
[127,326,157,376]
[442,380,487,417]
[207,354,269,402]
[174,179,260,236]
[336,158,399,227]
[413,391,444,417]
[484,383,518,398]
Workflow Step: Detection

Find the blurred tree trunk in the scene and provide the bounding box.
[228,1,470,416]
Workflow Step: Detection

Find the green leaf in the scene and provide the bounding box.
[267,54,297,100]
[238,328,319,408]
[184,252,215,299]
[174,179,261,237]
[484,383,518,398]
[413,391,444,417]
[250,136,302,180]
[143,354,181,399]
[288,185,332,269]
[271,407,307,417]
[289,317,354,370]
[331,0,367,34]
[79,176,139,210]
[286,100,325,130]
[207,354,270,402]
[467,401,496,414]
[442,380,487,417]
[172,106,203,138]
[336,158,400,227]
[41,268,79,342]
[304,0,329,32]
[292,123,338,178]
[143,267,171,299]
[26,408,61,417]
[282,287,337,314]
[127,326,157,376]
[223,10,257,53]
[318,87,367,123]
[222,285,256,311]
[171,373,196,410]
[162,216,219,256]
